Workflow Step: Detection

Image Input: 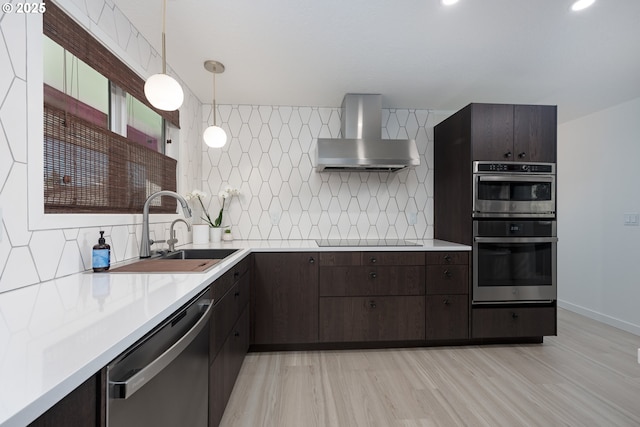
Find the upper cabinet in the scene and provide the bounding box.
[470,103,557,163]
[434,102,557,244]
[513,105,557,163]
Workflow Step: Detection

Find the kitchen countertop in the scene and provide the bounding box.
[0,239,469,426]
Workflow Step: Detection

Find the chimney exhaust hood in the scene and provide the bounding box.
[316,94,420,172]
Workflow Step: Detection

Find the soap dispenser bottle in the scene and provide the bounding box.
[92,230,111,272]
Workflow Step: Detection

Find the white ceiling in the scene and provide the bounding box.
[112,0,640,123]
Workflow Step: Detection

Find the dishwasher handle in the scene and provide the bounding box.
[110,299,212,400]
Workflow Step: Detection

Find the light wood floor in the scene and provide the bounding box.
[220,309,640,427]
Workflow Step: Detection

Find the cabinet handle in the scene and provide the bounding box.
[369,257,377,264]
[504,151,512,159]
[511,312,519,319]
[518,152,526,158]
[443,298,451,305]
[369,301,377,309]
[369,272,377,279]
[309,257,315,264]
[234,331,240,337]
[444,255,452,263]
[234,291,240,297]
[234,271,240,278]
[444,269,452,278]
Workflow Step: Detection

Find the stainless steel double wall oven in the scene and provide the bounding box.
[472,161,557,304]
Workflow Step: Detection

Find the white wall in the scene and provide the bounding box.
[0,1,202,294]
[557,97,640,335]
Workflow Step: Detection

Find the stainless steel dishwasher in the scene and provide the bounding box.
[107,288,211,427]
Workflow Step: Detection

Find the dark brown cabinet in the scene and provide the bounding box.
[319,265,424,296]
[435,102,558,342]
[434,102,557,246]
[251,252,319,345]
[209,258,251,427]
[318,252,426,343]
[513,105,557,163]
[29,371,105,427]
[426,295,468,341]
[471,305,556,339]
[425,252,469,340]
[470,103,557,162]
[210,307,249,427]
[469,103,514,161]
[320,296,425,342]
[210,270,250,361]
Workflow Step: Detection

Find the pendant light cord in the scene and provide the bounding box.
[161,0,167,74]
[213,71,217,126]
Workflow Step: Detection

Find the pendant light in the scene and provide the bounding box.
[144,0,184,111]
[203,60,227,148]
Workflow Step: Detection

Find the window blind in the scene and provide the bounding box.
[43,0,180,128]
[44,104,178,214]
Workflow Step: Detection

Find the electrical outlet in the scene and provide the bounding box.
[623,213,639,226]
[637,348,640,364]
[270,211,280,225]
[408,212,417,225]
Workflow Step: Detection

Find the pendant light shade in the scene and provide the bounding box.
[145,73,184,111]
[203,60,227,148]
[203,124,227,148]
[145,0,183,111]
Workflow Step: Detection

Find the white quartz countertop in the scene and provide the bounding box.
[0,239,469,426]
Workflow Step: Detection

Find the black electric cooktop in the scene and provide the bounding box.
[315,239,421,247]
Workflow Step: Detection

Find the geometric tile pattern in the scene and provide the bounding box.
[0,2,202,293]
[202,105,443,241]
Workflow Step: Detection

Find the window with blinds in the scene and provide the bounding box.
[44,104,177,213]
[42,0,179,214]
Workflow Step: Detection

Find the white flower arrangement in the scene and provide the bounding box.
[186,187,239,228]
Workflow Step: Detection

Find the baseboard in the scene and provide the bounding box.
[558,299,640,337]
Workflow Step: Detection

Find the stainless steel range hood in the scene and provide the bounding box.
[316,94,420,172]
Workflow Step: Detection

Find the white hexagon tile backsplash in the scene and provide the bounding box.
[202,104,443,241]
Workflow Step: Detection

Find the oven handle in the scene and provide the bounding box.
[474,237,558,243]
[477,175,554,183]
[109,298,212,400]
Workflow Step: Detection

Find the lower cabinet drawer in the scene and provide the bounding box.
[319,296,425,342]
[472,306,556,339]
[426,252,468,265]
[213,256,250,303]
[211,273,250,360]
[426,295,469,340]
[426,265,468,295]
[210,307,249,427]
[319,266,425,296]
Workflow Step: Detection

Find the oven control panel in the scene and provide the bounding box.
[474,161,555,174]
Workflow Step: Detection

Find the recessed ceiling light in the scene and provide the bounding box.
[571,0,596,11]
[441,0,459,5]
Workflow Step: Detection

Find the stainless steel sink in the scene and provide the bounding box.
[161,248,239,260]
